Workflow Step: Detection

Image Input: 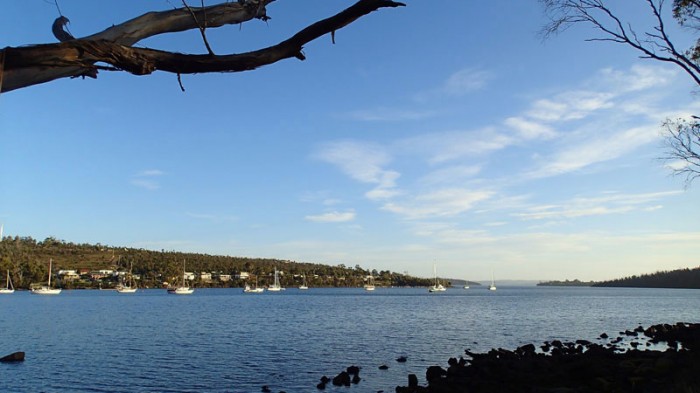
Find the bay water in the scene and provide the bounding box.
[1,286,698,392]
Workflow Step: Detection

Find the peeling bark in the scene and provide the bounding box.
[0,0,405,93]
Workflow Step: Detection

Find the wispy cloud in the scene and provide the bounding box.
[441,68,494,95]
[131,169,164,190]
[397,128,513,164]
[526,125,660,178]
[305,210,356,223]
[346,108,438,122]
[514,191,680,221]
[185,212,238,222]
[314,140,401,200]
[382,188,494,220]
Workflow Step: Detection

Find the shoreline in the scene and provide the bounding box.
[393,322,700,392]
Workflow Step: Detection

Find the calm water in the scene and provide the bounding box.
[1,286,698,392]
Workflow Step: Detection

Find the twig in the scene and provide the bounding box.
[182,0,215,55]
[177,73,186,92]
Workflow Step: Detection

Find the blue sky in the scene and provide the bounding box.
[1,1,698,281]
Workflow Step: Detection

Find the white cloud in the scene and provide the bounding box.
[131,169,164,190]
[382,188,494,220]
[599,64,677,93]
[504,117,557,140]
[419,165,482,185]
[315,140,401,200]
[527,125,660,178]
[514,191,681,221]
[441,68,494,95]
[527,91,614,122]
[398,128,513,164]
[305,210,356,223]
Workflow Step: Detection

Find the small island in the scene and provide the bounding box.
[537,279,596,287]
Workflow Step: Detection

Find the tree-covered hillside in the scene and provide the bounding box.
[592,267,700,289]
[0,236,432,290]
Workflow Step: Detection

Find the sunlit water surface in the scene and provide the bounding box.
[1,286,698,392]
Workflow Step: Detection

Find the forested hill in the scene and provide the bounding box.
[0,236,432,289]
[593,267,700,289]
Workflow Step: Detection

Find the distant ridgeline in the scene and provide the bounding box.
[538,267,700,289]
[0,236,433,290]
[537,279,595,287]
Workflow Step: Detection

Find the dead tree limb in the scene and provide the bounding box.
[0,0,405,93]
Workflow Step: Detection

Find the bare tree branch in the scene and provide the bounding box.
[0,0,405,93]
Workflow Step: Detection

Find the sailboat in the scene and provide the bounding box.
[428,263,446,292]
[31,259,62,295]
[243,276,265,293]
[0,269,14,294]
[299,273,309,290]
[267,268,284,292]
[167,260,194,295]
[364,274,376,291]
[489,271,497,291]
[116,261,137,293]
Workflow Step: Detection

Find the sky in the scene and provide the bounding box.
[1,1,699,282]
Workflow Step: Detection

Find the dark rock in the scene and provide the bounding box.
[332,371,350,386]
[425,365,446,383]
[261,385,271,393]
[319,376,330,384]
[378,364,389,370]
[315,382,325,390]
[407,374,418,387]
[396,355,407,363]
[346,365,360,375]
[600,332,609,339]
[0,352,24,362]
[395,323,700,393]
[351,374,361,384]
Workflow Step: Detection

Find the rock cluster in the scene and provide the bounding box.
[396,322,700,393]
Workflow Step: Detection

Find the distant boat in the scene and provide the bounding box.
[0,269,14,294]
[167,260,194,295]
[31,259,62,295]
[244,276,265,293]
[429,263,446,292]
[267,268,284,292]
[299,274,309,290]
[489,272,497,291]
[364,274,376,291]
[116,261,137,293]
[463,281,470,290]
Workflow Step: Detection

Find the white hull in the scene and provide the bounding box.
[33,259,61,295]
[429,264,446,292]
[32,287,62,295]
[117,287,137,293]
[364,285,376,291]
[298,285,309,290]
[268,269,284,291]
[243,284,264,293]
[2,270,14,294]
[167,287,194,295]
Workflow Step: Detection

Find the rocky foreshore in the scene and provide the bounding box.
[395,322,700,393]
